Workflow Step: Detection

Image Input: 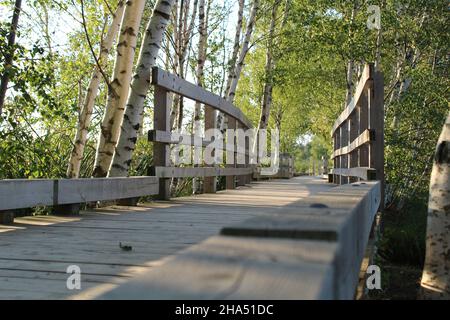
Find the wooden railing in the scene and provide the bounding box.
[99,181,381,300]
[148,67,255,199]
[329,63,384,206]
[0,177,159,223]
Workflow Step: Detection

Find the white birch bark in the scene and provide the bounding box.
[217,0,259,132]
[67,1,125,178]
[224,0,245,98]
[420,113,450,299]
[93,0,146,177]
[193,0,207,194]
[258,0,281,131]
[108,0,176,177]
[226,0,259,103]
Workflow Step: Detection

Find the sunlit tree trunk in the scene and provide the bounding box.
[67,1,125,178]
[420,113,450,299]
[108,0,175,177]
[170,0,198,130]
[93,0,146,177]
[192,0,208,194]
[258,0,282,131]
[226,0,259,103]
[0,0,22,115]
[217,0,258,133]
[224,0,245,98]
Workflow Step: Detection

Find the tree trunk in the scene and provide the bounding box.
[108,0,175,177]
[67,1,125,178]
[93,0,146,177]
[217,0,259,132]
[419,113,450,299]
[193,0,208,194]
[224,0,245,98]
[0,0,22,115]
[258,0,281,131]
[226,0,259,103]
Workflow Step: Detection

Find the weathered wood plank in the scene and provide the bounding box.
[0,177,159,211]
[97,236,337,300]
[153,166,253,178]
[0,179,54,211]
[219,181,381,299]
[330,167,377,180]
[331,129,374,159]
[57,177,158,204]
[152,67,253,129]
[331,64,373,135]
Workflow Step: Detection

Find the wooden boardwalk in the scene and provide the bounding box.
[0,176,333,299]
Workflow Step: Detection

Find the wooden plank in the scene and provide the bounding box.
[204,105,217,193]
[152,67,253,129]
[153,166,253,178]
[330,167,377,180]
[370,70,384,208]
[226,116,237,189]
[57,177,158,204]
[331,64,373,135]
[219,181,381,299]
[331,129,374,159]
[0,179,54,211]
[152,86,171,200]
[97,236,337,300]
[0,177,159,211]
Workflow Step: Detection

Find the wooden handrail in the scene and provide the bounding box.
[98,181,381,300]
[0,177,159,212]
[150,69,255,199]
[329,63,384,207]
[152,67,253,129]
[331,64,374,135]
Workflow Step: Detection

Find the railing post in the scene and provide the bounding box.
[370,70,384,208]
[236,122,246,186]
[349,107,359,183]
[226,116,236,189]
[151,86,171,200]
[359,90,369,172]
[333,128,341,184]
[204,105,217,193]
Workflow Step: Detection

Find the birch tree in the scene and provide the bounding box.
[258,0,283,130]
[0,0,22,115]
[223,0,245,98]
[108,0,176,177]
[93,0,146,177]
[217,0,259,131]
[420,113,450,299]
[192,0,208,193]
[66,1,125,178]
[169,0,199,130]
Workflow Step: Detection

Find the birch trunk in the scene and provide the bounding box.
[258,0,281,130]
[217,0,259,132]
[226,0,259,103]
[193,0,207,194]
[420,113,450,299]
[224,0,245,98]
[108,0,175,177]
[170,0,198,130]
[67,1,125,178]
[0,0,22,115]
[93,0,146,177]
